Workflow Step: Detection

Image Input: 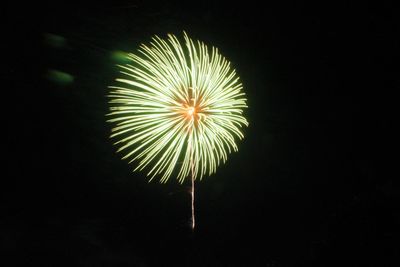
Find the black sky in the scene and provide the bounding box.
[3,1,398,266]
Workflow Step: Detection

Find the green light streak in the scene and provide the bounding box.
[110,50,132,64]
[44,33,67,48]
[46,69,74,85]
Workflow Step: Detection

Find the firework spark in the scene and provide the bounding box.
[107,33,248,228]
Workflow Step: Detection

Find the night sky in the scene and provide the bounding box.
[3,1,398,266]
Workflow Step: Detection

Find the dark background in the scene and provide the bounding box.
[3,1,398,266]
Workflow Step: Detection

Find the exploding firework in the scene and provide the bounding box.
[107,32,248,228]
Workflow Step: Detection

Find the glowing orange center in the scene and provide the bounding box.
[187,106,195,116]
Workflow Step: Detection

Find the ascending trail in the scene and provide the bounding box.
[191,154,195,230]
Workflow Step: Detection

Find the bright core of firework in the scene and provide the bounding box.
[107,32,248,183]
[187,107,195,117]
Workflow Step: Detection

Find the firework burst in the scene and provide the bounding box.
[107,33,248,185]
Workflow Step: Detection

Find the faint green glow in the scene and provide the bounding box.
[107,33,248,183]
[44,33,67,48]
[46,69,74,85]
[110,50,131,64]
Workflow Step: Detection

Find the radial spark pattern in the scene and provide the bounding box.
[107,33,248,183]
